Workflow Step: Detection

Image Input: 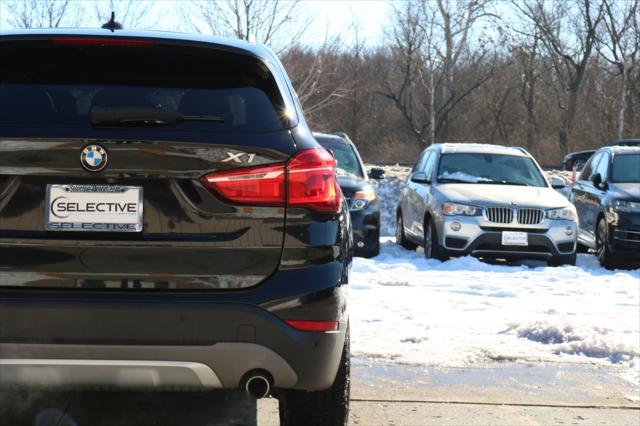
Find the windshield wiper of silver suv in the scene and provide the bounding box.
[90,107,225,126]
[487,180,534,186]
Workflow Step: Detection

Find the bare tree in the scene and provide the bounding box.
[516,0,604,154]
[92,0,158,29]
[516,36,543,150]
[597,0,639,138]
[383,0,496,147]
[433,0,495,140]
[182,0,309,53]
[506,10,547,151]
[3,0,79,28]
[383,1,431,147]
[281,37,359,122]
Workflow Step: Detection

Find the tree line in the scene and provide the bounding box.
[2,0,638,165]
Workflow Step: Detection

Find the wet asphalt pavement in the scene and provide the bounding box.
[1,361,639,425]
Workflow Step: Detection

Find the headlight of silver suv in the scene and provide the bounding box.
[442,202,480,216]
[546,206,577,221]
[350,189,376,211]
[612,199,640,213]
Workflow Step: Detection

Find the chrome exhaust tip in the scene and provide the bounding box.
[244,374,271,399]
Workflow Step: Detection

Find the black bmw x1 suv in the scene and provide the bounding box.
[0,29,352,425]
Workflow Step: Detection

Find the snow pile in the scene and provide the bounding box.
[349,238,640,383]
[512,321,639,363]
[367,164,410,236]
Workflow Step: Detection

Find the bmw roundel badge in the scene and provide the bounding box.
[81,145,108,172]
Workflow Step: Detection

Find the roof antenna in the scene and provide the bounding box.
[101,11,123,32]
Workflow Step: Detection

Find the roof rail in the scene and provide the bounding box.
[512,146,530,154]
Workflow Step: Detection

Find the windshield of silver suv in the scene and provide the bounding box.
[437,153,547,187]
[611,153,640,182]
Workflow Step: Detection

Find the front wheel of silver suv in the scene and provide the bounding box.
[424,218,448,261]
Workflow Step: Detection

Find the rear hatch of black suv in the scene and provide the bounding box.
[0,32,301,290]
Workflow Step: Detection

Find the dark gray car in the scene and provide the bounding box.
[570,145,640,269]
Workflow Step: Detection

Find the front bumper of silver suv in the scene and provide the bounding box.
[437,207,577,260]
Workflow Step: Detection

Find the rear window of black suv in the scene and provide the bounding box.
[0,38,290,133]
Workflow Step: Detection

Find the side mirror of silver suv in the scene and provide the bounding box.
[410,172,430,184]
[551,176,566,189]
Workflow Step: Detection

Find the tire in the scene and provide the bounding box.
[596,218,616,270]
[548,253,576,267]
[423,218,448,261]
[278,329,350,426]
[396,213,417,250]
[362,237,380,258]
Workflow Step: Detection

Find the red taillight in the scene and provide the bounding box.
[200,148,342,213]
[287,148,341,212]
[200,163,286,206]
[52,37,153,47]
[284,320,339,332]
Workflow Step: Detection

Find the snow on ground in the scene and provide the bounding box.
[355,166,640,385]
[350,241,640,382]
[350,239,640,384]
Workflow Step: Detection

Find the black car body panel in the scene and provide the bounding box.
[337,176,381,256]
[571,146,640,260]
[612,139,640,147]
[0,30,351,393]
[0,135,293,289]
[563,150,595,171]
[314,132,380,257]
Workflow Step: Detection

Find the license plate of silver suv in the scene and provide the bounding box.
[502,231,528,246]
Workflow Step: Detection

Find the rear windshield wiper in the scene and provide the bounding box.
[90,107,225,126]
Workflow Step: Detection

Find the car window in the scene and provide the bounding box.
[412,151,431,173]
[422,151,438,180]
[611,153,640,183]
[316,139,364,178]
[0,41,288,133]
[436,153,547,187]
[593,152,610,181]
[579,152,602,181]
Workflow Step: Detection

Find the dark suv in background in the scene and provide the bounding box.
[314,132,382,258]
[571,145,640,269]
[563,150,595,172]
[0,29,351,425]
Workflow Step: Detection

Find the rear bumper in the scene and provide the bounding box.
[350,203,380,256]
[0,264,349,392]
[610,226,640,258]
[0,341,312,391]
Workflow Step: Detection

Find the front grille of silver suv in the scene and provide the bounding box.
[485,207,544,225]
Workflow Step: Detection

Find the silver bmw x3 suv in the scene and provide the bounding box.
[396,144,578,266]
